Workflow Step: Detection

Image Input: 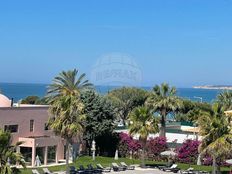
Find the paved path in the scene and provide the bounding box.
[55,168,173,174]
[108,168,174,174]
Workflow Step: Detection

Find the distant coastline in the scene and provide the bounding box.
[193,85,232,90]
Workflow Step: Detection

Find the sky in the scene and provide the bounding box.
[0,0,232,87]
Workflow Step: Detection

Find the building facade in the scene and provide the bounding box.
[0,94,64,167]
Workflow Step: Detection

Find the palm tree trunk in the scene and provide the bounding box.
[160,109,166,137]
[65,140,70,174]
[122,117,126,127]
[140,139,146,168]
[212,155,220,174]
[141,146,145,168]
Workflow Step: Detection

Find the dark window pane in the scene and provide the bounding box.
[30,120,34,132]
[4,125,18,133]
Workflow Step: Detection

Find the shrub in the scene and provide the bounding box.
[118,133,141,157]
[118,133,168,160]
[176,139,200,164]
[146,137,168,160]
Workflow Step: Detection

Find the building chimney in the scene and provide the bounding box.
[11,98,14,107]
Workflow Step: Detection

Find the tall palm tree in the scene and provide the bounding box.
[47,69,92,98]
[216,90,232,111]
[0,129,25,174]
[146,83,183,137]
[47,69,92,174]
[129,106,159,167]
[198,103,232,174]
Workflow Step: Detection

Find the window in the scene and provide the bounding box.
[30,120,34,132]
[4,125,18,133]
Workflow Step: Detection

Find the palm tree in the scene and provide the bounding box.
[129,106,159,167]
[0,129,25,174]
[198,103,232,174]
[146,83,183,137]
[47,69,92,174]
[216,90,232,111]
[47,69,92,98]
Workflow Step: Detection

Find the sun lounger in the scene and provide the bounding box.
[69,166,78,174]
[32,169,41,174]
[180,168,196,174]
[43,168,58,174]
[180,169,210,174]
[112,163,126,171]
[145,163,166,168]
[96,164,111,172]
[120,162,135,170]
[162,164,180,173]
[87,164,102,174]
[79,165,93,174]
[157,163,173,170]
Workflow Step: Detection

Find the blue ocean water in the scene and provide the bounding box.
[0,83,224,103]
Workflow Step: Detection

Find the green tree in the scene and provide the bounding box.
[216,90,232,111]
[198,103,232,174]
[146,83,183,137]
[80,90,116,156]
[176,100,212,122]
[21,96,40,104]
[107,87,149,125]
[0,129,25,174]
[47,69,92,174]
[129,106,159,167]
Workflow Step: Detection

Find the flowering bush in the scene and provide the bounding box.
[118,133,141,157]
[202,154,213,166]
[146,137,168,159]
[176,139,200,164]
[202,154,231,167]
[118,133,168,159]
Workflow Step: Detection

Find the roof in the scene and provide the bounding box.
[0,94,11,107]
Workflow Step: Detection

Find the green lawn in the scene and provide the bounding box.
[20,156,231,174]
[20,156,141,174]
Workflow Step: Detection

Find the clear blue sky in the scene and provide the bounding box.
[0,0,231,87]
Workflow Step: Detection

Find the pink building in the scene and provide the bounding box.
[0,94,65,167]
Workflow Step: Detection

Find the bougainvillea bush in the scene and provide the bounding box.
[146,137,168,160]
[118,133,168,159]
[118,132,141,157]
[176,139,200,164]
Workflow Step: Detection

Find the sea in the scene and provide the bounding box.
[0,83,225,103]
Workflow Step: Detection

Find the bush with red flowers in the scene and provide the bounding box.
[118,133,168,159]
[118,132,141,157]
[176,139,200,164]
[146,137,168,160]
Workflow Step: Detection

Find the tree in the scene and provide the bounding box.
[47,69,92,174]
[0,129,25,174]
[80,90,116,156]
[216,91,232,111]
[129,106,159,167]
[198,103,232,174]
[176,100,212,122]
[21,96,40,104]
[107,87,149,125]
[146,83,183,137]
[21,96,48,105]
